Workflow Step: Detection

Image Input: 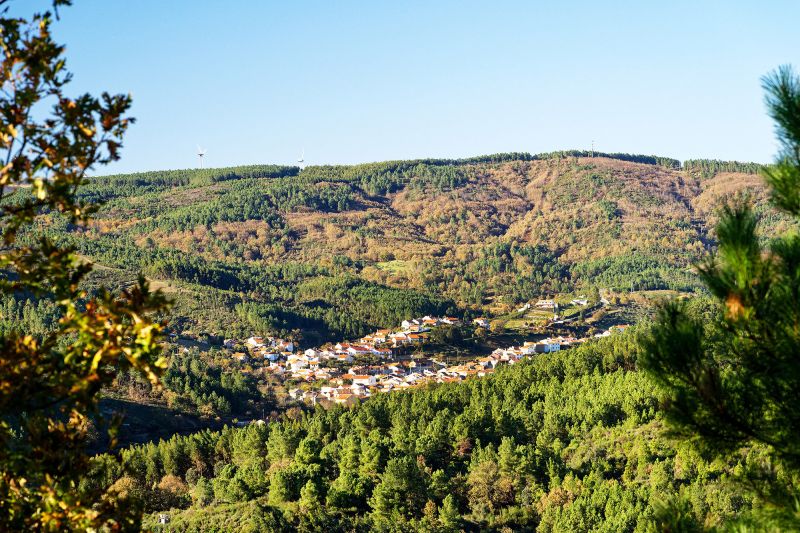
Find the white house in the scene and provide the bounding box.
[287,388,304,400]
[347,345,373,357]
[352,375,377,387]
[405,372,423,384]
[533,340,561,353]
[351,384,371,398]
[337,353,354,363]
[473,317,490,328]
[374,347,393,358]
[276,340,294,352]
[302,391,321,405]
[246,336,266,348]
[521,342,537,355]
[320,386,337,399]
[383,375,404,387]
[535,300,556,309]
[287,355,309,371]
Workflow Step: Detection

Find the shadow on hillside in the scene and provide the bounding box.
[89,398,226,453]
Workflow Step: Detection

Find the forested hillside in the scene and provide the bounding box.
[7,150,796,530]
[6,148,794,530]
[83,328,774,531]
[15,152,784,344]
[4,2,798,531]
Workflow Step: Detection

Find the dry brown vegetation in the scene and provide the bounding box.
[84,156,791,313]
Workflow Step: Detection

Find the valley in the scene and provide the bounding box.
[6,152,798,531]
[4,3,799,530]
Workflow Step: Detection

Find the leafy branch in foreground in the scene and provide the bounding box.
[0,1,168,530]
[641,66,800,528]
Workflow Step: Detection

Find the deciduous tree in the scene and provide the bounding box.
[0,1,167,529]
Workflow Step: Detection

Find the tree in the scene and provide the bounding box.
[640,65,800,525]
[298,479,321,512]
[466,459,514,517]
[0,2,167,530]
[369,456,428,523]
[190,478,214,507]
[438,494,462,531]
[156,474,190,510]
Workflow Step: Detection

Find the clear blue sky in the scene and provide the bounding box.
[27,0,800,173]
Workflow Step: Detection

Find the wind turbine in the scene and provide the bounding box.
[297,148,305,167]
[197,145,207,168]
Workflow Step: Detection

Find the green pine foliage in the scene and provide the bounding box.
[683,159,764,178]
[79,165,299,203]
[77,333,767,531]
[534,150,681,169]
[640,65,800,528]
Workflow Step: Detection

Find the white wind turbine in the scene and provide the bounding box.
[297,148,305,167]
[197,145,207,168]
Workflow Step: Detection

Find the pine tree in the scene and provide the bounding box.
[369,456,428,523]
[640,65,800,526]
[299,479,321,512]
[438,494,462,531]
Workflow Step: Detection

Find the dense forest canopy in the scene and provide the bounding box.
[84,331,777,531]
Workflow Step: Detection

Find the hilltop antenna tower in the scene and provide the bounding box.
[197,145,207,169]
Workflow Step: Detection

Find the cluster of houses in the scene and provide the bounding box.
[285,335,589,406]
[222,316,460,378]
[287,355,499,407]
[222,335,296,364]
[221,314,629,407]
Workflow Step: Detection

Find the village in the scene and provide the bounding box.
[214,299,630,408]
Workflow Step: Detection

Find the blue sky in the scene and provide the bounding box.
[27,1,800,173]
